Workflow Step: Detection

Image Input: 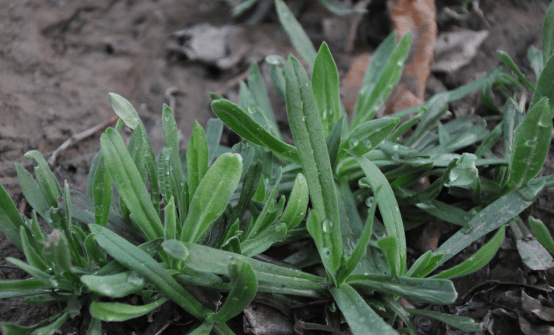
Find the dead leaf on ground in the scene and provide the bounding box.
[432,29,489,73]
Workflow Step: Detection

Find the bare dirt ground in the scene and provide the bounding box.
[1,0,553,334]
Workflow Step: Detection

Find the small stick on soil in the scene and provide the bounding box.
[165,87,184,113]
[215,70,249,96]
[153,315,181,335]
[47,115,118,167]
[18,198,26,216]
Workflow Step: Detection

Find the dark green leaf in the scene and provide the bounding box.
[101,128,163,240]
[211,100,300,164]
[206,118,224,164]
[213,259,258,322]
[347,273,457,304]
[43,230,72,274]
[542,0,554,62]
[285,55,342,273]
[433,226,505,279]
[0,184,25,250]
[505,97,552,191]
[92,157,112,227]
[279,173,309,230]
[497,51,536,92]
[90,224,209,319]
[24,150,62,208]
[406,309,482,331]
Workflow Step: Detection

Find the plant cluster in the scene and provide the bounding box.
[1,0,554,334]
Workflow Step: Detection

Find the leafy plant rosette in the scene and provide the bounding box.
[2,0,554,334]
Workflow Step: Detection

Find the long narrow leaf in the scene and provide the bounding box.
[330,284,397,335]
[100,128,163,240]
[312,42,342,135]
[285,55,342,273]
[212,100,300,164]
[90,224,209,319]
[347,150,406,274]
[90,298,168,322]
[180,153,242,243]
[187,121,209,198]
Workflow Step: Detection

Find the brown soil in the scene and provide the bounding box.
[0,0,553,334]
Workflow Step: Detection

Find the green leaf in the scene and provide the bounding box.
[108,93,141,130]
[15,164,50,222]
[433,226,505,279]
[318,0,367,15]
[211,100,300,164]
[269,64,286,99]
[531,53,554,108]
[241,222,287,257]
[406,309,482,332]
[337,188,379,285]
[352,32,411,127]
[248,62,279,137]
[213,259,258,322]
[90,224,209,319]
[180,153,242,243]
[529,216,554,253]
[6,258,58,288]
[92,157,112,227]
[1,314,65,335]
[433,189,534,271]
[503,99,518,158]
[158,147,176,208]
[24,150,62,208]
[347,273,457,304]
[312,42,342,136]
[87,151,103,198]
[187,121,209,198]
[344,117,400,156]
[275,0,317,69]
[164,196,177,241]
[206,118,224,164]
[511,217,554,270]
[497,51,536,92]
[505,97,552,191]
[330,284,397,335]
[43,230,72,274]
[279,173,309,230]
[326,116,344,172]
[188,321,214,335]
[81,271,146,298]
[347,150,406,275]
[0,184,25,250]
[101,128,163,240]
[377,236,400,276]
[285,55,342,272]
[306,210,337,282]
[406,96,448,146]
[227,161,263,229]
[528,45,544,77]
[90,298,168,322]
[542,0,554,63]
[174,241,326,294]
[444,153,478,187]
[30,312,68,335]
[162,104,187,220]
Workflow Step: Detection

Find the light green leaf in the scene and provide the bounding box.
[406,309,482,332]
[279,173,309,230]
[275,0,317,68]
[81,271,146,298]
[92,157,112,227]
[312,42,342,136]
[108,93,141,130]
[90,298,168,322]
[187,121,209,198]
[24,150,62,209]
[529,216,554,253]
[180,153,242,243]
[542,0,554,63]
[0,184,25,250]
[330,284,397,335]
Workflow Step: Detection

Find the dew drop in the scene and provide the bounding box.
[349,138,360,147]
[95,182,104,191]
[322,220,333,233]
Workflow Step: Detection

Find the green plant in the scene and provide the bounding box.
[1,0,554,334]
